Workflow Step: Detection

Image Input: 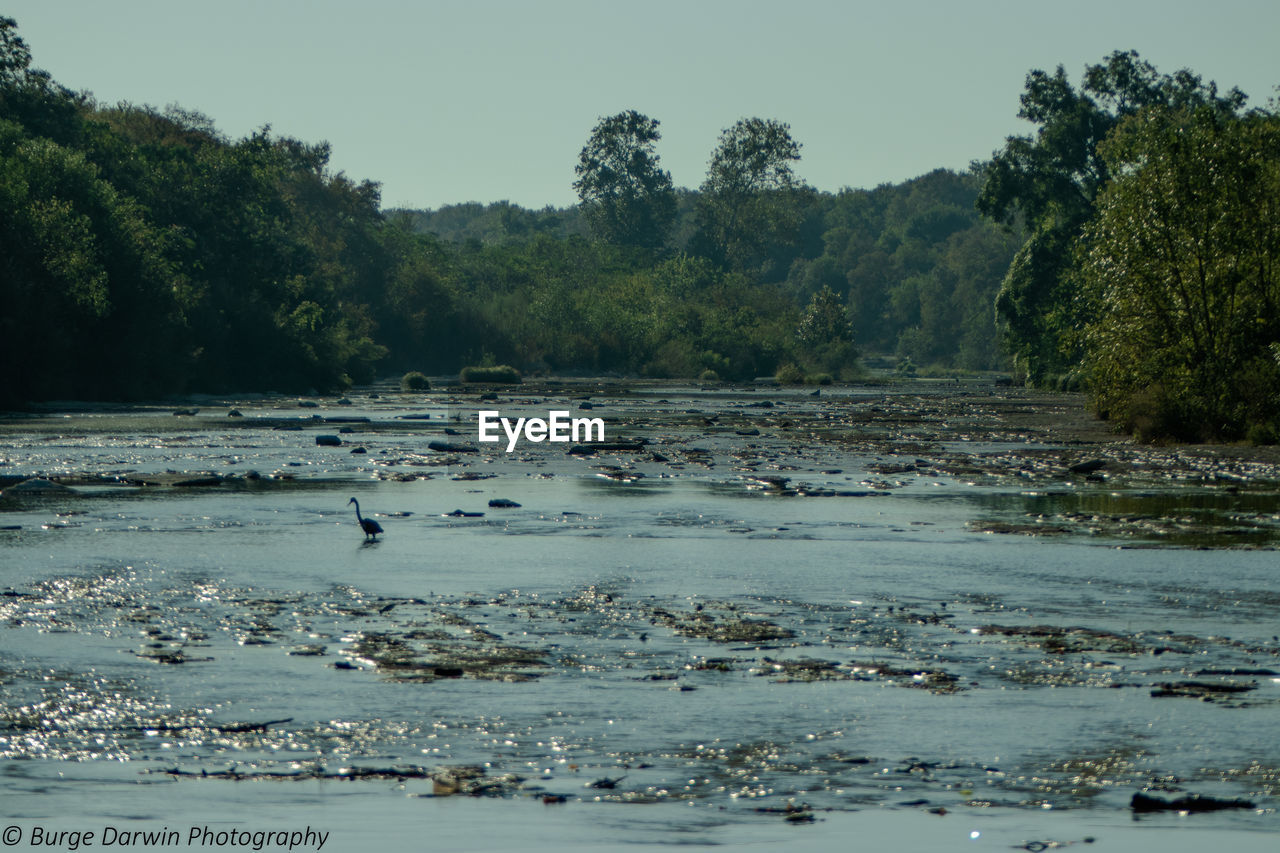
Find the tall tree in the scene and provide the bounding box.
[1082,105,1280,440]
[573,110,676,250]
[0,15,31,85]
[696,117,809,276]
[977,51,1246,384]
[0,16,81,143]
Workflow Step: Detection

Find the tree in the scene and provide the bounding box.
[697,117,809,276]
[1081,106,1280,440]
[797,285,851,347]
[0,15,31,85]
[977,51,1246,384]
[573,110,676,250]
[796,285,857,374]
[0,16,81,143]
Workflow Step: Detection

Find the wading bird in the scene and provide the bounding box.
[348,497,384,541]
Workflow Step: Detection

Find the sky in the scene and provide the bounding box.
[6,0,1279,210]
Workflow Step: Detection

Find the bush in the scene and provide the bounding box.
[1246,421,1278,446]
[460,364,522,384]
[775,363,804,385]
[1048,371,1085,392]
[400,371,431,391]
[1109,382,1201,443]
[805,372,833,385]
[699,369,720,382]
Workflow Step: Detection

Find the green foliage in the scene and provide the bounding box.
[400,371,431,392]
[697,118,811,276]
[1081,106,1280,440]
[573,111,676,250]
[0,17,1034,406]
[978,50,1248,384]
[796,286,851,348]
[991,216,1078,383]
[0,18,393,404]
[795,170,1018,373]
[795,285,857,375]
[392,201,586,245]
[0,16,33,85]
[460,365,523,384]
[0,117,185,401]
[1246,422,1278,447]
[775,363,805,385]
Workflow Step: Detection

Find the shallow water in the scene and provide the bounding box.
[1,383,1277,849]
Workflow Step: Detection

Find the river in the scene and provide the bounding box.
[1,380,1277,851]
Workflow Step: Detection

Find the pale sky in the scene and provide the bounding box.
[6,1,1279,210]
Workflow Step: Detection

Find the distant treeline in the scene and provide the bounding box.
[0,17,1016,406]
[391,168,1019,380]
[4,17,1277,440]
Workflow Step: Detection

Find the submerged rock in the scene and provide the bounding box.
[429,441,478,453]
[1150,680,1257,700]
[1130,791,1255,812]
[1068,458,1107,474]
[172,475,223,487]
[3,478,75,496]
[569,441,646,454]
[429,765,525,797]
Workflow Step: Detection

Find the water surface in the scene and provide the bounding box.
[2,383,1277,849]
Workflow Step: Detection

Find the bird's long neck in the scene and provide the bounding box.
[352,500,363,523]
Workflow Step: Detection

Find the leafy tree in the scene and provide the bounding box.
[0,121,188,401]
[0,15,32,85]
[1081,105,1280,440]
[0,18,395,403]
[796,285,852,348]
[573,110,676,250]
[0,16,82,143]
[978,50,1246,384]
[796,285,857,375]
[0,13,1088,402]
[697,117,809,276]
[798,170,1017,370]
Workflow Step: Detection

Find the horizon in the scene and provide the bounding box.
[6,0,1279,210]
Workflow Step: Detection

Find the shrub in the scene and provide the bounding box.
[699,369,720,382]
[460,365,522,384]
[775,363,804,385]
[1246,421,1278,446]
[805,372,833,386]
[400,371,431,392]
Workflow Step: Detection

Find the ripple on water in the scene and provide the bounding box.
[2,388,1278,835]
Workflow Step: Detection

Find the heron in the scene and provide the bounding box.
[348,497,384,541]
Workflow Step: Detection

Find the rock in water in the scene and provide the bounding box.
[3,478,75,497]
